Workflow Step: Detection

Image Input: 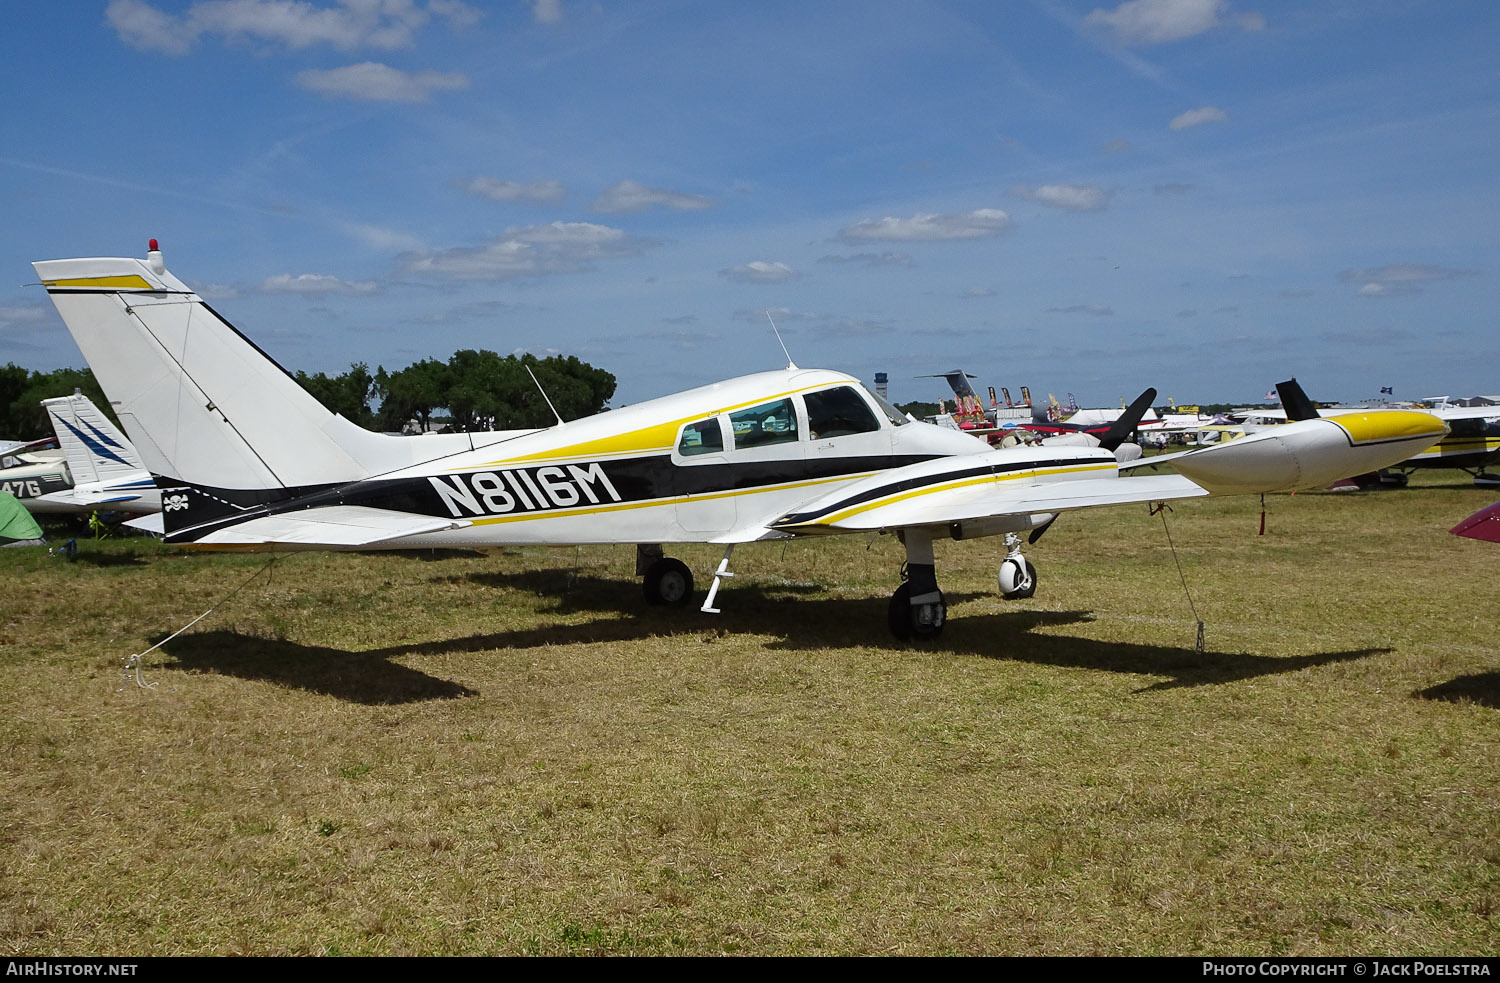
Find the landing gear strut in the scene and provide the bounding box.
[638,544,694,605]
[888,529,946,642]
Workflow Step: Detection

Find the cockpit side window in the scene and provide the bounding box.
[677,417,724,456]
[729,397,798,449]
[805,386,880,438]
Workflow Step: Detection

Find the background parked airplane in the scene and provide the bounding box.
[31,392,162,516]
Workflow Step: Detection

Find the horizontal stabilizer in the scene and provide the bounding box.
[125,513,165,535]
[191,506,472,548]
[36,490,142,507]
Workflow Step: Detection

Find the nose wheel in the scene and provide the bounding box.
[998,533,1037,600]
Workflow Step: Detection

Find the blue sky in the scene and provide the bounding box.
[3,0,1496,409]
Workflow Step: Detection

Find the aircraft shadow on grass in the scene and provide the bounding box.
[154,568,1388,703]
[1415,672,1500,710]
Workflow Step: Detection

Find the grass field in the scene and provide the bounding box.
[2,474,1497,955]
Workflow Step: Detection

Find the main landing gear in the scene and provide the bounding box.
[888,529,946,642]
[886,529,1040,642]
[637,544,694,605]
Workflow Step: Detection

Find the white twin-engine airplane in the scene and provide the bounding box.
[33,243,1447,641]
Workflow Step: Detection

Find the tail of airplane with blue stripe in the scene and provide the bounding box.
[43,393,145,489]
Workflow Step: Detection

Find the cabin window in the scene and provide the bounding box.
[805,386,880,438]
[729,398,799,449]
[677,417,724,456]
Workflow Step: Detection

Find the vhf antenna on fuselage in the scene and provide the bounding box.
[525,363,566,427]
[767,311,798,370]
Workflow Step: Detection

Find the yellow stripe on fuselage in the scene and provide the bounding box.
[466,381,855,468]
[1329,411,1447,445]
[805,462,1114,527]
[42,275,155,290]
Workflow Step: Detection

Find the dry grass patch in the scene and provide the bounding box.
[2,475,1498,954]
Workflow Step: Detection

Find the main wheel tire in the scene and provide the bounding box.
[643,557,694,605]
[999,557,1037,600]
[887,582,946,642]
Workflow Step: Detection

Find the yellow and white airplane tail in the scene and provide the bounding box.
[33,242,519,536]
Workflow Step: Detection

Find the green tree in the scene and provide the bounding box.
[374,359,449,433]
[294,363,377,428]
[1,364,115,438]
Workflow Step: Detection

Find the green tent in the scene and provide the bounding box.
[0,491,44,543]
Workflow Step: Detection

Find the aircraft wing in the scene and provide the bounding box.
[190,506,471,547]
[772,470,1207,534]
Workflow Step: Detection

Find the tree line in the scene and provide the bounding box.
[1,350,617,441]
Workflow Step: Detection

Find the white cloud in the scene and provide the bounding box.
[817,252,914,268]
[837,209,1011,244]
[1046,304,1115,316]
[107,0,481,54]
[461,177,567,203]
[1170,106,1228,131]
[262,273,380,296]
[1342,264,1478,297]
[719,261,799,283]
[400,222,656,281]
[1084,0,1227,45]
[592,180,715,214]
[962,287,996,299]
[733,307,821,323]
[339,221,425,252]
[1012,183,1111,211]
[532,0,563,24]
[296,62,468,102]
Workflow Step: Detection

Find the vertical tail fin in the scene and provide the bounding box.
[43,393,143,488]
[33,243,477,495]
[1276,378,1320,421]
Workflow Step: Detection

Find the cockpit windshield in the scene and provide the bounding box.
[865,386,910,426]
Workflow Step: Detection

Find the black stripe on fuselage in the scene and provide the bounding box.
[157,452,942,543]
